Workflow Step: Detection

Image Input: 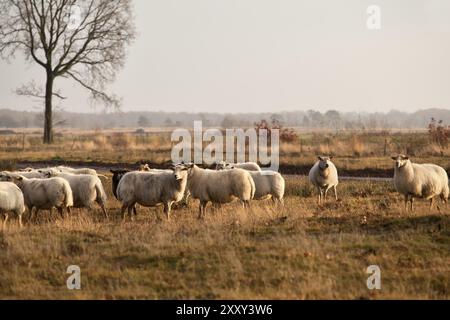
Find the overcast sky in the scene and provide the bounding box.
[1,0,450,114]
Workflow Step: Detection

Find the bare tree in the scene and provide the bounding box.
[0,0,135,143]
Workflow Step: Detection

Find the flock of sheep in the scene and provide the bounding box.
[0,154,448,228]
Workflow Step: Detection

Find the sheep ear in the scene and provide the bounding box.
[329,156,333,160]
[391,156,398,161]
[318,156,324,161]
[401,155,409,160]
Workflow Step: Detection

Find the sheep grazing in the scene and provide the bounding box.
[0,182,26,228]
[391,155,449,211]
[215,161,262,172]
[186,164,255,219]
[116,164,189,220]
[309,156,339,205]
[2,170,45,179]
[0,173,73,220]
[45,171,108,218]
[248,171,285,204]
[57,166,98,176]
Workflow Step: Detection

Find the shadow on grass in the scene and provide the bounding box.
[304,214,449,236]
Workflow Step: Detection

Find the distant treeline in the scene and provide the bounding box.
[1,108,449,129]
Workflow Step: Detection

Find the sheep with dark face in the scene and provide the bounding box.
[111,169,137,216]
[116,164,189,220]
[391,155,449,211]
[308,156,339,205]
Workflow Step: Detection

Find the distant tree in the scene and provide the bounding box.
[428,118,450,151]
[0,114,19,128]
[0,0,136,143]
[307,110,324,127]
[137,115,150,127]
[302,115,311,128]
[221,115,235,128]
[255,119,298,143]
[164,117,174,127]
[324,110,341,130]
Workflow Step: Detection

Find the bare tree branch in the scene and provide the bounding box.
[0,0,135,143]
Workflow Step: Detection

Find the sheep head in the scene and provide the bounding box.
[318,156,333,171]
[0,172,13,182]
[391,155,410,169]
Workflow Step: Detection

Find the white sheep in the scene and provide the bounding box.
[216,166,285,205]
[57,166,98,176]
[391,155,449,211]
[38,166,108,180]
[186,164,255,218]
[0,173,73,220]
[248,171,285,204]
[0,182,26,228]
[45,171,108,218]
[215,161,261,172]
[137,164,191,206]
[309,156,339,205]
[117,164,189,220]
[2,170,45,179]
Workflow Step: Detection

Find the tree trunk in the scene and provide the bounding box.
[43,72,54,144]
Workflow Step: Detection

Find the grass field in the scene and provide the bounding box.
[0,174,448,299]
[0,129,449,175]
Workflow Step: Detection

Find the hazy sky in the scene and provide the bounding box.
[1,0,450,114]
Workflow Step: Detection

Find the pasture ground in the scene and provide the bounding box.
[0,175,448,299]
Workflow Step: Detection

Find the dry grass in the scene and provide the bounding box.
[0,129,449,171]
[0,175,448,299]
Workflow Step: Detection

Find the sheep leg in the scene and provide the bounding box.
[34,209,40,222]
[404,195,409,211]
[410,198,414,212]
[28,207,35,223]
[184,192,190,207]
[100,204,108,219]
[2,213,8,229]
[17,212,23,228]
[271,196,282,210]
[333,185,338,201]
[198,201,207,219]
[133,205,138,216]
[66,206,71,216]
[121,204,128,221]
[317,187,322,205]
[163,202,171,220]
[57,207,65,219]
[429,198,434,210]
[127,206,134,221]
